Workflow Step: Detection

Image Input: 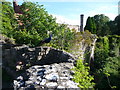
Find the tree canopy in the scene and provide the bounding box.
[1,1,75,50]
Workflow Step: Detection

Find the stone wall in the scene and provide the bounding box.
[2,43,79,89]
[2,44,75,68]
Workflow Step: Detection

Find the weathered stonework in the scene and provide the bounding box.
[2,44,75,69]
[2,42,78,89]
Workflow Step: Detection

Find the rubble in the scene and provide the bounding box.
[13,63,79,89]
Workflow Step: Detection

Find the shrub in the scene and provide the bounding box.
[72,59,95,88]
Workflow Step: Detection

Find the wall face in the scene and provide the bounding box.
[2,44,75,68]
[2,43,77,89]
[1,42,78,88]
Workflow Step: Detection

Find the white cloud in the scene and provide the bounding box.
[52,14,79,25]
[87,5,117,20]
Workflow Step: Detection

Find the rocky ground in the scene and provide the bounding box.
[13,62,79,89]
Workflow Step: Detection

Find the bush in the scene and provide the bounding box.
[72,59,95,88]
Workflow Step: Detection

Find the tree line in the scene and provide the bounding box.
[84,14,120,36]
[84,14,120,89]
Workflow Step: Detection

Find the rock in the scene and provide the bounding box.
[13,80,24,88]
[45,73,59,82]
[69,75,73,80]
[17,76,23,81]
[27,85,35,88]
[29,76,35,81]
[66,80,78,88]
[34,80,40,85]
[46,82,58,88]
[40,79,46,86]
[37,76,42,81]
[13,80,18,86]
[37,70,44,76]
[60,77,69,80]
[25,81,33,85]
[57,85,65,88]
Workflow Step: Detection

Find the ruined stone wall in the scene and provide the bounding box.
[2,43,79,89]
[2,44,75,68]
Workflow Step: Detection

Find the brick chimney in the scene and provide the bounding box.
[13,0,23,14]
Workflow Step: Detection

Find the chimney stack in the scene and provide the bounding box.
[80,14,84,32]
[13,0,23,14]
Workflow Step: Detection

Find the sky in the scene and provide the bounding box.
[5,0,120,26]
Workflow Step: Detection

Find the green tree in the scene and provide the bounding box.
[93,14,110,36]
[1,1,17,37]
[107,21,116,35]
[84,17,92,31]
[49,24,74,50]
[114,15,120,35]
[1,1,75,50]
[94,35,120,89]
[84,17,96,34]
[91,17,96,34]
[13,2,58,46]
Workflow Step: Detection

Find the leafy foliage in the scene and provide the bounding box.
[85,14,111,36]
[84,17,96,34]
[94,35,120,89]
[1,2,17,38]
[72,59,95,88]
[1,1,75,50]
[85,14,120,36]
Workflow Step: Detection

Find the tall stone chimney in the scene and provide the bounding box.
[80,14,84,32]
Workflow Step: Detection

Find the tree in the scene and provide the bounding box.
[1,2,17,37]
[1,1,75,50]
[107,21,116,35]
[114,15,120,35]
[84,17,96,34]
[91,17,96,34]
[93,14,110,36]
[12,2,58,46]
[84,17,92,31]
[94,35,120,89]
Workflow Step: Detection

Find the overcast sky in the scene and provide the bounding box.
[6,0,120,26]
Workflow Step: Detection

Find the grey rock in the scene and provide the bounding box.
[57,85,65,88]
[66,80,78,88]
[60,77,69,80]
[34,80,40,85]
[17,76,23,81]
[37,76,42,81]
[37,70,44,76]
[45,73,59,82]
[25,80,33,85]
[40,79,46,85]
[46,82,58,88]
